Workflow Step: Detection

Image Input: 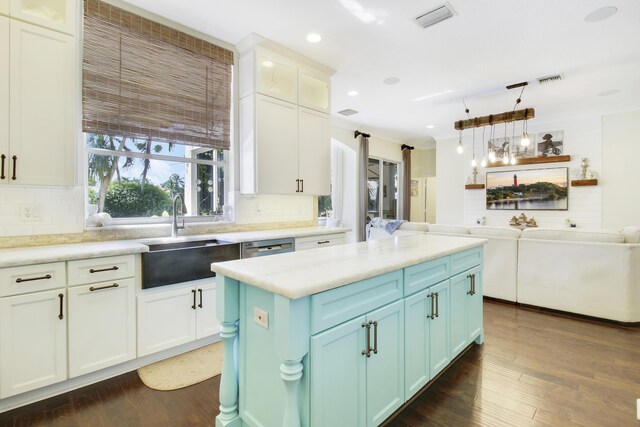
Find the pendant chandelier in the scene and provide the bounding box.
[454,82,534,167]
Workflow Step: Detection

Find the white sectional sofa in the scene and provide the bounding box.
[517,227,640,323]
[369,221,640,323]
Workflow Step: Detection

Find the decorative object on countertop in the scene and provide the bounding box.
[509,212,537,228]
[137,342,223,391]
[368,217,406,237]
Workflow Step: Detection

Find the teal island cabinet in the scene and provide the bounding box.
[211,234,486,427]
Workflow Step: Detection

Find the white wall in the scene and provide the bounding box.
[0,186,85,237]
[602,110,640,229]
[437,114,604,228]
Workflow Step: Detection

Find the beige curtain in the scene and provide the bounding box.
[357,131,370,242]
[401,145,414,221]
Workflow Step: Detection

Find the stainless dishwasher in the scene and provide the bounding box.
[241,237,295,258]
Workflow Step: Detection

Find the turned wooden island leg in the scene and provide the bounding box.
[216,276,241,427]
[275,295,310,427]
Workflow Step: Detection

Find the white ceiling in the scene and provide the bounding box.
[121,0,640,148]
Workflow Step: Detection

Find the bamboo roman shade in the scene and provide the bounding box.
[83,0,233,149]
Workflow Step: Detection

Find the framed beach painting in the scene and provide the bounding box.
[486,167,568,210]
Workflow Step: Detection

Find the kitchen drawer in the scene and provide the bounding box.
[0,262,66,297]
[295,233,346,251]
[311,270,403,334]
[67,255,136,286]
[450,247,483,276]
[403,256,450,296]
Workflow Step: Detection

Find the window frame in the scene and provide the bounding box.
[85,137,230,226]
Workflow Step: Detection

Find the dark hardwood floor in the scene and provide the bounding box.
[2,300,639,427]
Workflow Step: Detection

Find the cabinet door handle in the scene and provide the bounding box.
[295,179,300,193]
[89,283,119,292]
[361,322,371,357]
[16,274,52,283]
[90,266,119,274]
[472,274,476,295]
[372,320,378,355]
[467,274,473,295]
[435,292,439,318]
[198,288,203,308]
[11,155,17,180]
[429,292,435,320]
[1,154,5,179]
[58,293,64,320]
[317,240,330,245]
[192,289,197,309]
[300,179,304,192]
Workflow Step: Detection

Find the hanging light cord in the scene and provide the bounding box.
[512,85,526,112]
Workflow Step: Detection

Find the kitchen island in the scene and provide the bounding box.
[211,234,486,427]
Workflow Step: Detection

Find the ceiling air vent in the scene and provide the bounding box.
[537,74,564,85]
[338,109,359,116]
[415,3,455,29]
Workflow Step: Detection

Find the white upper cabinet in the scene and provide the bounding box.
[298,66,330,113]
[237,38,334,195]
[256,49,297,104]
[298,107,330,194]
[7,20,75,186]
[0,0,8,17]
[254,94,299,194]
[0,17,8,182]
[9,0,76,35]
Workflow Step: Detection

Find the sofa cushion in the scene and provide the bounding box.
[620,226,640,243]
[399,222,430,232]
[469,226,521,239]
[521,228,624,243]
[428,224,470,235]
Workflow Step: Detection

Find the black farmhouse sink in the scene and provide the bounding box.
[142,239,240,288]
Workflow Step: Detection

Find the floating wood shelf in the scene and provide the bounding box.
[465,184,485,190]
[485,155,571,168]
[571,179,598,187]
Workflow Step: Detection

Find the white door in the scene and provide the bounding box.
[256,94,298,194]
[68,279,136,378]
[0,16,8,184]
[0,289,66,398]
[137,285,196,356]
[9,20,75,186]
[195,281,219,339]
[298,107,330,195]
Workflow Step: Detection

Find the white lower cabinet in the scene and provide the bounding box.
[0,288,67,398]
[295,233,346,251]
[138,280,218,357]
[67,278,136,378]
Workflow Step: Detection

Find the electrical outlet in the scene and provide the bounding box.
[253,307,269,329]
[20,204,43,222]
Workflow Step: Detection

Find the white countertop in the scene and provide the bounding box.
[0,226,350,268]
[0,241,149,268]
[137,226,350,245]
[212,234,486,300]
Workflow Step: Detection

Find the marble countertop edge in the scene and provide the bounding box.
[212,234,487,299]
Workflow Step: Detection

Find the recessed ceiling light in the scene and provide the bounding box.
[426,125,435,129]
[597,89,620,97]
[348,90,359,97]
[306,33,322,43]
[262,60,274,68]
[584,6,618,23]
[383,77,400,85]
